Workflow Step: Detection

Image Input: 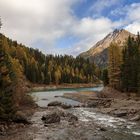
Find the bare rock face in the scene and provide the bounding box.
[79,29,136,67]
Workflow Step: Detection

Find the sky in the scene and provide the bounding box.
[0,0,140,56]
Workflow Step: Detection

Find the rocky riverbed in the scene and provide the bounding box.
[63,87,140,121]
[1,104,140,140]
[0,86,140,140]
[0,107,110,140]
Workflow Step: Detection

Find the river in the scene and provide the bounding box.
[30,86,140,140]
[31,86,103,107]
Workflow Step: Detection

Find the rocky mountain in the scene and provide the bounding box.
[79,29,136,68]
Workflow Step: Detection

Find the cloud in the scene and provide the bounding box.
[125,21,140,34]
[109,2,140,35]
[72,17,113,37]
[68,17,114,55]
[89,0,121,17]
[0,0,115,56]
[44,17,115,56]
[0,0,140,56]
[0,0,78,47]
[127,3,140,22]
[123,3,140,34]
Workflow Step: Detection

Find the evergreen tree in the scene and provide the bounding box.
[0,33,16,120]
[102,69,109,86]
[108,42,122,90]
[121,36,140,92]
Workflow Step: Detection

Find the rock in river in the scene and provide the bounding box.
[48,101,71,109]
[130,115,140,121]
[41,112,60,124]
[48,101,62,106]
[61,104,72,109]
[113,110,127,117]
[67,113,78,122]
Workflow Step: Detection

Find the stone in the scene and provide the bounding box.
[41,112,60,124]
[48,101,71,109]
[61,104,72,109]
[67,113,78,122]
[73,104,81,108]
[48,101,62,106]
[86,101,98,107]
[13,111,31,124]
[130,115,140,121]
[113,110,127,117]
[99,127,107,131]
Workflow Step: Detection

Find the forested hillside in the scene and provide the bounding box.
[0,33,98,85]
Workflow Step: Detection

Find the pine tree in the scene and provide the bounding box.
[102,69,109,86]
[0,32,16,120]
[121,36,140,92]
[108,42,122,90]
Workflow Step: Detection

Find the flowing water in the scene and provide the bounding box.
[31,86,103,107]
[31,86,140,140]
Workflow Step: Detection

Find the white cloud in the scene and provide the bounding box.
[0,0,140,56]
[127,3,140,23]
[72,17,113,37]
[125,21,140,34]
[69,17,114,55]
[124,3,140,34]
[0,0,78,47]
[89,0,120,17]
[0,0,115,56]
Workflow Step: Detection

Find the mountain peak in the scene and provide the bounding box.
[106,29,131,40]
[79,29,136,67]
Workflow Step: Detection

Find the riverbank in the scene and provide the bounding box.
[63,87,140,122]
[31,83,101,92]
[0,107,111,140]
[1,86,140,140]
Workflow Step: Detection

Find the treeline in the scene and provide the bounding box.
[102,33,140,93]
[0,34,99,85]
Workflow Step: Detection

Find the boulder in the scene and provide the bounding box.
[113,110,127,117]
[41,112,60,124]
[61,104,71,109]
[73,104,81,108]
[13,111,31,124]
[48,101,62,106]
[130,115,140,121]
[48,101,71,109]
[99,127,107,131]
[67,113,78,122]
[86,101,98,107]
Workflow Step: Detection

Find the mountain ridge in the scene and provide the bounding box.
[79,29,136,67]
